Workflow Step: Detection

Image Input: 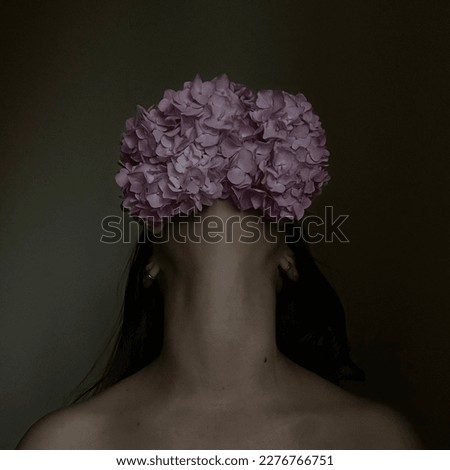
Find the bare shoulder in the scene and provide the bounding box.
[342,401,422,449]
[286,367,422,449]
[16,371,149,450]
[15,401,111,450]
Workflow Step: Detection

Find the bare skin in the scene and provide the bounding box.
[16,200,422,449]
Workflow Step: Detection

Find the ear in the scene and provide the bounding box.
[278,248,299,282]
[142,257,161,288]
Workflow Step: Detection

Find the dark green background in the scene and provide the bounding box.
[1,0,449,449]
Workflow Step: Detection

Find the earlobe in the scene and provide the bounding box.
[143,259,161,288]
[279,253,299,282]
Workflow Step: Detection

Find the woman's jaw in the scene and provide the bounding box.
[152,199,293,284]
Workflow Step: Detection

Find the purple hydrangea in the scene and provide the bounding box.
[115,73,330,225]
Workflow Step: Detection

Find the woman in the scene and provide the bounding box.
[17,74,420,449]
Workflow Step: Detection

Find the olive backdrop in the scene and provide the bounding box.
[1,0,449,449]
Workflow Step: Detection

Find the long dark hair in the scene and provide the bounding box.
[72,222,364,403]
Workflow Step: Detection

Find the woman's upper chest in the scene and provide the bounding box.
[104,405,350,450]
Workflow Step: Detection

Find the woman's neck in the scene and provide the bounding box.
[153,254,287,403]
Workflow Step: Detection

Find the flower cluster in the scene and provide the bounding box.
[115,73,330,225]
